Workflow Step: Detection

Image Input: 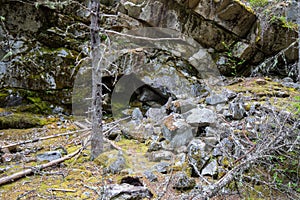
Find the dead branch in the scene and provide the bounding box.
[47,188,76,193]
[192,156,266,199]
[16,189,35,200]
[103,138,123,151]
[74,121,90,130]
[75,120,123,151]
[234,123,256,164]
[0,147,83,186]
[0,129,90,150]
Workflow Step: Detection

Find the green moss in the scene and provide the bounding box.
[26,97,52,114]
[270,16,298,31]
[235,0,255,14]
[0,113,48,129]
[292,96,300,115]
[116,138,148,154]
[94,149,119,167]
[248,0,268,7]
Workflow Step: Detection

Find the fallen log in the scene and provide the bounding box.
[0,129,90,150]
[0,147,83,186]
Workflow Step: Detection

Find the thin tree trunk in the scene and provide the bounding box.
[298,1,300,82]
[90,0,103,160]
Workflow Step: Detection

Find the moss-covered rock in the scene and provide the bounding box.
[0,112,47,129]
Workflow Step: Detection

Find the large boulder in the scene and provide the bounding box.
[161,114,194,149]
[185,108,217,127]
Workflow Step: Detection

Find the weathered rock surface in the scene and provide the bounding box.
[201,159,218,176]
[206,94,228,105]
[172,172,196,190]
[162,114,194,149]
[145,107,167,122]
[229,102,246,120]
[153,162,170,174]
[143,171,158,182]
[119,0,298,75]
[102,184,153,200]
[121,121,154,142]
[147,150,174,162]
[94,150,128,174]
[36,151,62,162]
[185,108,217,127]
[0,0,298,114]
[171,98,198,114]
[187,139,209,174]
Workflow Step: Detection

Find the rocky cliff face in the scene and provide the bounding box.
[0,0,298,113]
[0,0,89,111]
[119,0,298,74]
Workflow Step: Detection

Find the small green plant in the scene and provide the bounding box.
[221,42,245,76]
[248,0,268,7]
[100,34,108,42]
[292,96,300,114]
[269,16,298,30]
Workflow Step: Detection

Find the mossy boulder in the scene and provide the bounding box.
[0,112,47,129]
[94,150,129,174]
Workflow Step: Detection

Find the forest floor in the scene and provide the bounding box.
[0,77,299,199]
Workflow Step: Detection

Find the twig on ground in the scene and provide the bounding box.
[47,188,76,193]
[17,190,35,200]
[234,123,256,164]
[83,184,102,196]
[189,161,210,184]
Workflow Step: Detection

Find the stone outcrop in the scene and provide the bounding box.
[119,0,298,75]
[0,0,298,113]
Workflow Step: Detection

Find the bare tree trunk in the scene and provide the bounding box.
[90,0,103,160]
[298,1,300,82]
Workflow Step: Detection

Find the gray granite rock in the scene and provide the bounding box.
[229,102,246,120]
[107,154,126,174]
[131,107,143,122]
[201,159,218,176]
[187,139,209,172]
[145,107,167,122]
[162,114,194,149]
[172,172,196,190]
[36,151,62,162]
[185,108,217,127]
[148,150,174,162]
[153,162,170,174]
[102,184,153,200]
[147,141,162,152]
[143,171,158,182]
[206,94,227,105]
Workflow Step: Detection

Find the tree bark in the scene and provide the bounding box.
[90,0,103,160]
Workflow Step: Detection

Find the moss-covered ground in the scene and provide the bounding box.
[0,77,299,199]
[0,118,177,199]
